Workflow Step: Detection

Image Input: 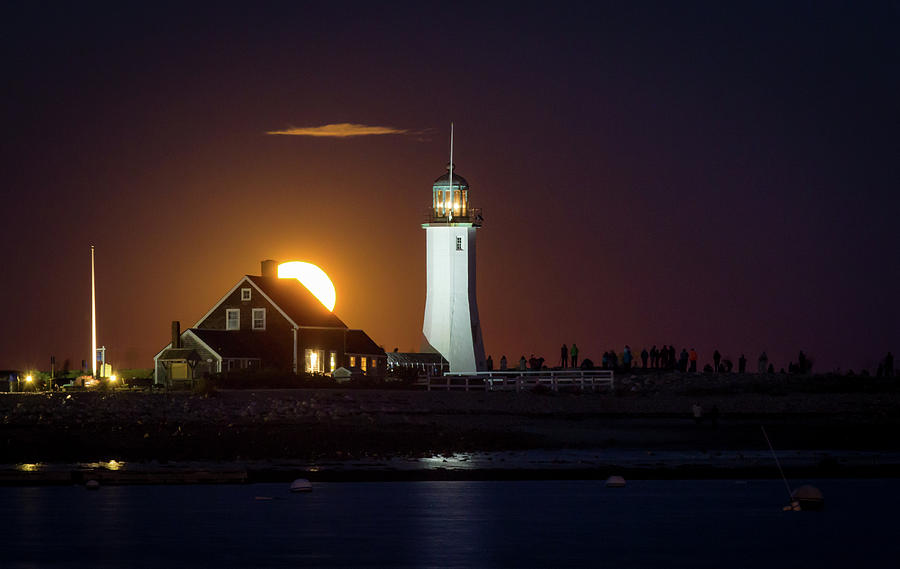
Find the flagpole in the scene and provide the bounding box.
[91,245,96,378]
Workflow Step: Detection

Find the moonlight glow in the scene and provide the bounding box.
[277,262,336,312]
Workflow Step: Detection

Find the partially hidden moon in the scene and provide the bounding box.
[277,261,336,312]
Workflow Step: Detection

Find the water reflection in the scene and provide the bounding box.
[0,480,898,568]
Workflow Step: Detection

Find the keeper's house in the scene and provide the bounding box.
[153,260,385,386]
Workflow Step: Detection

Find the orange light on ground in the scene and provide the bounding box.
[277,262,336,311]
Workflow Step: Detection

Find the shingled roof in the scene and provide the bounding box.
[189,329,287,360]
[345,329,386,356]
[246,275,347,329]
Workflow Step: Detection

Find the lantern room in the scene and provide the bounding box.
[431,163,473,222]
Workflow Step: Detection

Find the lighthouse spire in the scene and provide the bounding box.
[448,122,454,222]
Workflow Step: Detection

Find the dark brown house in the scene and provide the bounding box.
[153,260,385,385]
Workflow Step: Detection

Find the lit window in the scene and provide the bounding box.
[349,356,356,368]
[252,308,266,330]
[361,358,367,372]
[226,309,240,330]
[305,349,325,373]
[456,236,463,251]
[241,288,251,301]
[329,351,336,372]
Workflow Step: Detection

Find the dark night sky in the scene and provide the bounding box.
[1,1,897,373]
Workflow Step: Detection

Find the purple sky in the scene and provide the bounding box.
[1,2,897,373]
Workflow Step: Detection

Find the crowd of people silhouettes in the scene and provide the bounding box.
[484,347,895,376]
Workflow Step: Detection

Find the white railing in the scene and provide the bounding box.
[417,369,615,392]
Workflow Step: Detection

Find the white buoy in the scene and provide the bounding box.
[290,478,313,493]
[85,479,100,490]
[605,475,626,487]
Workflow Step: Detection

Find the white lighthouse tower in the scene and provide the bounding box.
[422,126,486,372]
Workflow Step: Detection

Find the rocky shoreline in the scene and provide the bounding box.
[2,375,899,482]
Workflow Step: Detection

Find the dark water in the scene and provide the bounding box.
[3,479,897,568]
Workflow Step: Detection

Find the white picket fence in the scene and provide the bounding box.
[418,369,615,392]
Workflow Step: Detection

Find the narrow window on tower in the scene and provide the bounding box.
[456,236,463,251]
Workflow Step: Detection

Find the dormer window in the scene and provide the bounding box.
[241,288,251,301]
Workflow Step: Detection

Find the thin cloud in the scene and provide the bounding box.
[267,123,409,138]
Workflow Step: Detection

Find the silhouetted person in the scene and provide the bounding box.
[798,351,808,374]
[519,355,527,371]
[758,352,768,374]
[768,363,775,374]
[500,355,508,371]
[713,350,721,373]
[571,344,579,368]
[486,354,493,371]
[689,348,698,373]
[738,354,747,374]
[529,354,538,370]
[609,350,618,370]
[679,348,689,372]
[650,345,659,368]
[885,352,894,377]
[623,345,632,372]
[640,348,649,369]
[560,344,568,368]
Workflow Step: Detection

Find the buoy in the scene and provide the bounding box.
[605,475,626,488]
[290,478,313,493]
[85,479,100,490]
[790,485,824,511]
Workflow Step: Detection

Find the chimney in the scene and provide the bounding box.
[261,259,279,279]
[171,321,181,349]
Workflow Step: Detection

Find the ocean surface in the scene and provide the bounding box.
[3,479,897,568]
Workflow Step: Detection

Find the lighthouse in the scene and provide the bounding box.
[422,127,486,372]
